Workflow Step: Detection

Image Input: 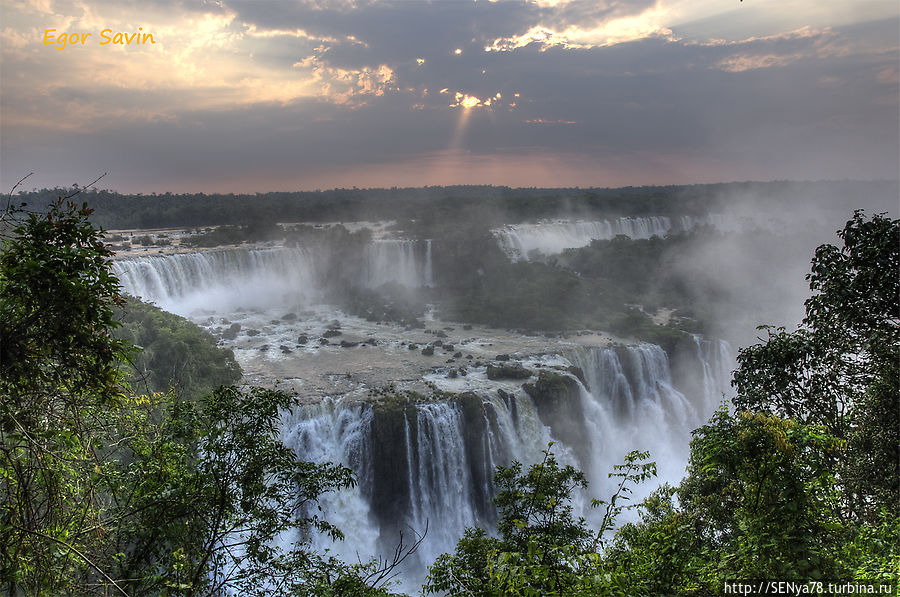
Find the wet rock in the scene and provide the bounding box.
[421,345,434,356]
[443,344,455,352]
[297,334,309,344]
[223,323,241,340]
[370,400,415,533]
[524,371,589,466]
[466,355,473,360]
[567,365,587,386]
[281,312,297,321]
[408,343,418,350]
[257,344,270,352]
[433,340,443,347]
[495,354,510,361]
[435,330,448,338]
[453,351,463,358]
[319,338,330,345]
[340,340,359,348]
[246,329,261,337]
[486,364,533,380]
[326,320,341,330]
[269,320,280,325]
[365,337,379,345]
[448,369,458,378]
[323,329,342,338]
[463,324,472,330]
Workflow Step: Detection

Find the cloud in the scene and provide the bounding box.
[0,0,897,192]
[485,4,676,51]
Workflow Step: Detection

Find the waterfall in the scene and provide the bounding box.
[493,217,673,260]
[692,335,735,413]
[112,238,436,316]
[277,339,733,590]
[280,391,554,591]
[567,342,732,504]
[281,401,381,561]
[423,240,434,287]
[111,247,321,315]
[492,214,736,260]
[361,239,434,288]
[406,403,477,565]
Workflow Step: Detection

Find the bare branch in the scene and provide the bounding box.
[63,172,108,200]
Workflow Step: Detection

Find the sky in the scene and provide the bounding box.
[1,0,898,193]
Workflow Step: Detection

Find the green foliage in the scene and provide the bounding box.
[604,484,710,595]
[554,227,808,343]
[0,198,129,397]
[424,447,656,596]
[120,385,359,597]
[14,181,895,231]
[448,261,594,330]
[1,198,133,594]
[114,297,241,400]
[733,211,899,521]
[681,408,846,579]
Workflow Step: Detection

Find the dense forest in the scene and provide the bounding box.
[1,194,897,595]
[11,181,898,230]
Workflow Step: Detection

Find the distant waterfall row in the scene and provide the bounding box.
[281,341,733,590]
[111,239,434,315]
[492,214,731,260]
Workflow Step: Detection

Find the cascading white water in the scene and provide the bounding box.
[363,239,434,288]
[277,341,733,590]
[492,214,732,260]
[423,240,434,288]
[112,247,321,316]
[567,343,733,508]
[692,335,735,414]
[405,403,477,565]
[571,344,695,427]
[280,401,382,562]
[113,239,436,316]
